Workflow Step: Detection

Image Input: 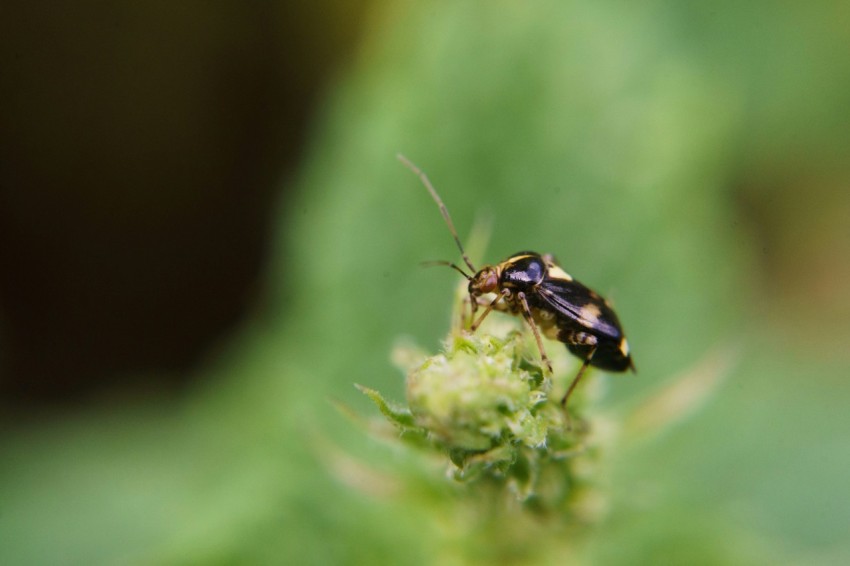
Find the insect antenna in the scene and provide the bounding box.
[420,260,472,280]
[397,154,477,273]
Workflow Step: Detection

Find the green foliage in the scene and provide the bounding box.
[3,2,850,565]
[350,289,742,564]
[363,326,590,498]
[348,305,609,564]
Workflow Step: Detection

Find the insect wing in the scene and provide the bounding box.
[536,278,623,340]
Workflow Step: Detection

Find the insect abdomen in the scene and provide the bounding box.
[557,323,632,372]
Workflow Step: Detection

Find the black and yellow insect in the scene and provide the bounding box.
[398,154,635,407]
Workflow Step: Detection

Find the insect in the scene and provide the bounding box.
[398,154,635,407]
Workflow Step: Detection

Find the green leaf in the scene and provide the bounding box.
[355,383,416,428]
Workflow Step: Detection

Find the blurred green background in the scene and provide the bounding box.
[2,1,849,564]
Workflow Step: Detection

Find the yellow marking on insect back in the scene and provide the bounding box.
[502,254,535,265]
[619,337,630,357]
[546,264,573,282]
[579,303,602,325]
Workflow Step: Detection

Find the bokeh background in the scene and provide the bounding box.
[2,2,849,564]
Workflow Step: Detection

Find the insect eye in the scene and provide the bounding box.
[469,269,499,295]
[481,270,499,292]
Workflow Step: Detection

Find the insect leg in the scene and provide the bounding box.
[471,295,511,315]
[457,294,470,332]
[460,294,487,331]
[561,345,597,407]
[469,289,509,331]
[516,292,553,373]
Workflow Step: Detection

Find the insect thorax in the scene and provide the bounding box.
[499,253,546,290]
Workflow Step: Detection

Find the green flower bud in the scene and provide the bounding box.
[407,332,554,452]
